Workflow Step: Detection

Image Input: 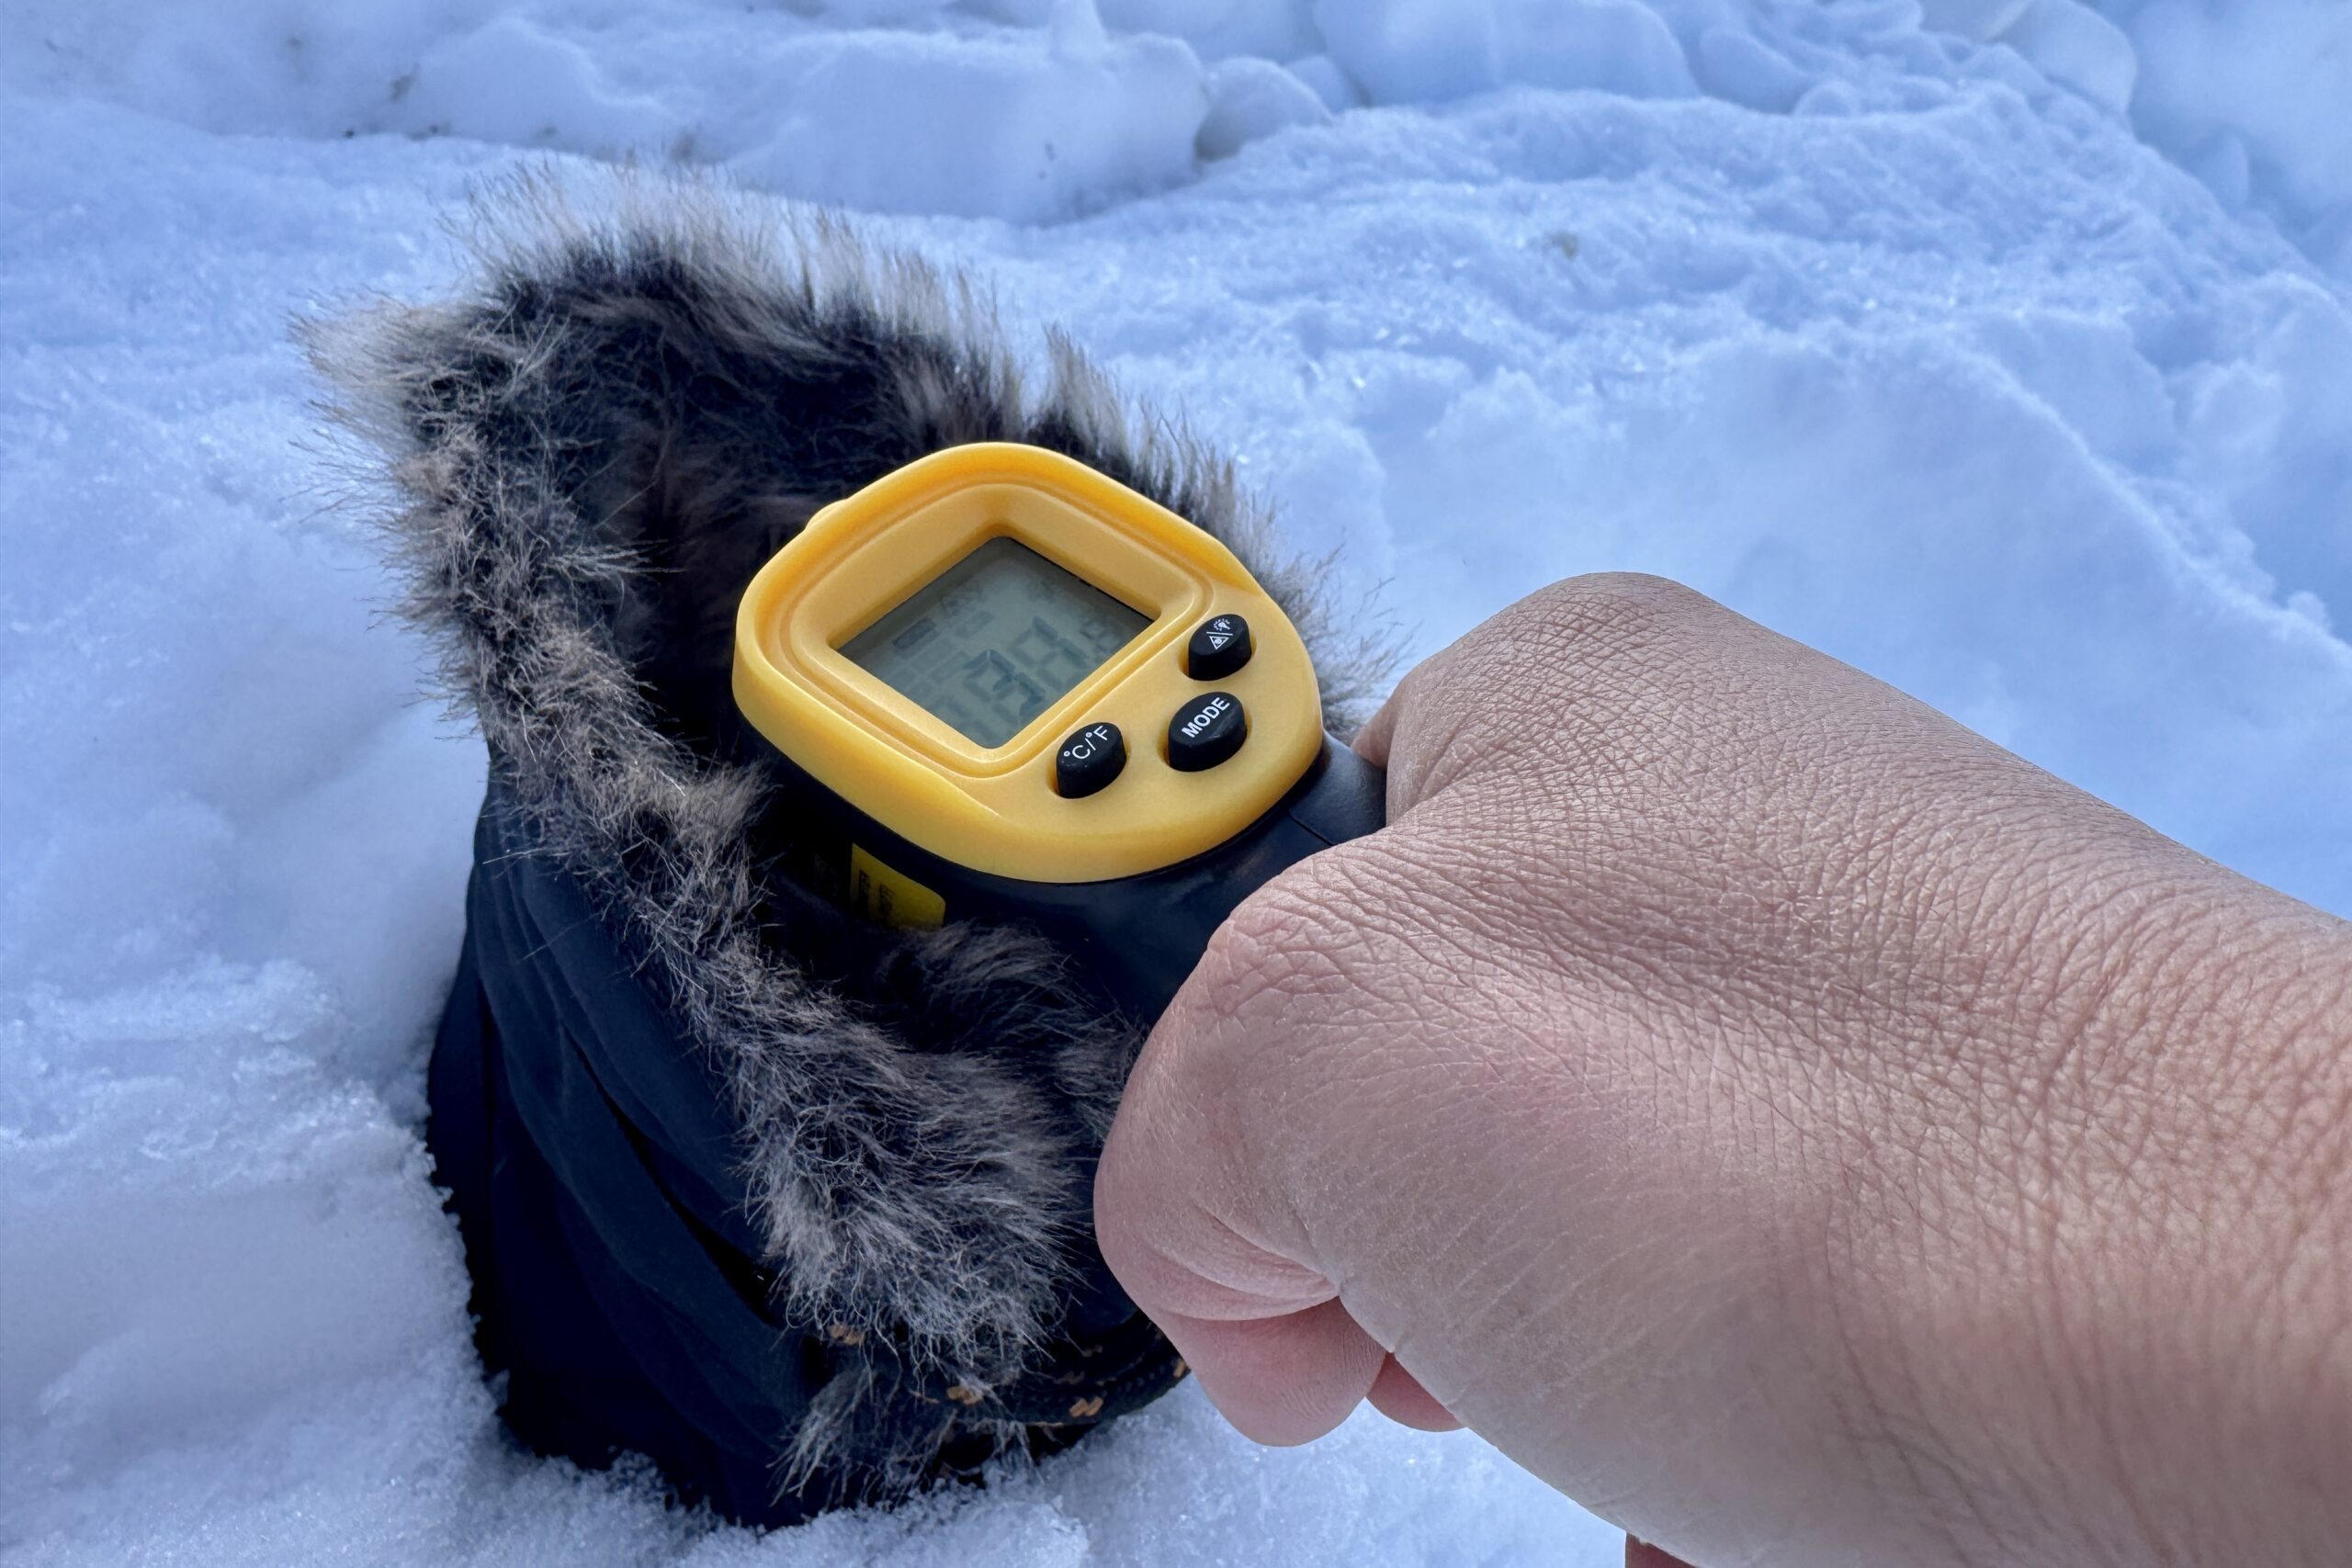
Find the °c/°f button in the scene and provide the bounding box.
[1055,721,1126,799]
[1167,692,1247,773]
[1185,614,1253,682]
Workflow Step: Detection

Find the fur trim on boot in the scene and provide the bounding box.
[306,169,1393,1497]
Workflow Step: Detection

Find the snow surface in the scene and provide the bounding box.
[3,1,2348,1563]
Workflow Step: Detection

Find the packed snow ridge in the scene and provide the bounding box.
[6,0,2348,271]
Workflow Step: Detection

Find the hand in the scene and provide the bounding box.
[1095,575,2352,1566]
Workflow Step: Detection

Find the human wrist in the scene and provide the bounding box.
[2136,897,2352,1559]
[1850,860,2352,1564]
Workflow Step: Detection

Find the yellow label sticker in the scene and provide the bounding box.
[848,845,946,930]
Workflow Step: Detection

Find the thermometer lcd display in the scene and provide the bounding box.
[841,536,1149,749]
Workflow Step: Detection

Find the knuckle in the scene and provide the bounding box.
[1510,573,1727,692]
[1527,571,1727,650]
[1147,862,1344,1100]
[1202,852,1370,1009]
[1408,572,1724,713]
[1177,845,1430,1079]
[1140,850,1402,1168]
[1388,573,1739,808]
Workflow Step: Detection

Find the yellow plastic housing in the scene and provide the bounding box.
[731,443,1323,884]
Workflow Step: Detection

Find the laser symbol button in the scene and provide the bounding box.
[1185,614,1253,681]
[1167,692,1247,773]
[1055,721,1127,799]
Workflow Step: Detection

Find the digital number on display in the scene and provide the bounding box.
[840,536,1150,748]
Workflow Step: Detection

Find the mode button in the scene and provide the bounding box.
[1167,692,1247,773]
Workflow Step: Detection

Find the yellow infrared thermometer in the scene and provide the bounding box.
[732,442,1384,1021]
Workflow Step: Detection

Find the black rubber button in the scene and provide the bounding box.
[1185,614,1253,682]
[1055,721,1127,799]
[1167,692,1247,773]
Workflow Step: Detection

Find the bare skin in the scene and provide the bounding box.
[1093,575,2352,1568]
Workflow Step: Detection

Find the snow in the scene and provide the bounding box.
[2113,0,2352,276]
[1315,0,1697,104]
[1197,56,1331,162]
[730,25,1210,220]
[3,0,2348,1563]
